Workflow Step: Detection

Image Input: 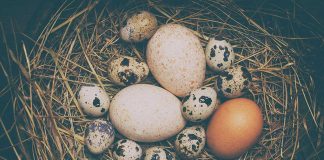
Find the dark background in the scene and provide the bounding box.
[0,0,323,159]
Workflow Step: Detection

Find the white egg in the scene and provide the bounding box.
[77,85,110,117]
[120,11,158,42]
[144,146,176,160]
[85,119,115,154]
[112,139,142,160]
[147,24,206,97]
[215,65,252,98]
[175,126,206,159]
[182,87,219,122]
[205,39,235,71]
[108,56,149,86]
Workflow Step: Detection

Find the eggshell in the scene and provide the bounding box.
[109,84,186,142]
[147,24,206,97]
[215,65,252,98]
[144,146,176,160]
[77,85,110,117]
[207,98,263,159]
[85,119,115,154]
[112,139,142,160]
[108,56,149,86]
[175,126,206,159]
[205,39,235,71]
[120,11,158,42]
[182,87,219,122]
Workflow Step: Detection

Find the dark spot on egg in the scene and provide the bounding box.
[100,108,105,113]
[201,87,206,90]
[120,58,130,66]
[213,45,217,49]
[195,127,201,132]
[188,134,199,141]
[182,107,187,112]
[192,94,196,100]
[178,133,185,140]
[226,74,233,80]
[163,148,174,160]
[219,70,229,77]
[189,111,193,115]
[93,97,100,107]
[121,139,127,144]
[210,48,216,58]
[243,80,249,86]
[217,63,223,68]
[219,45,224,50]
[118,70,139,85]
[151,154,160,160]
[223,47,230,62]
[135,146,139,152]
[135,58,142,63]
[225,88,232,93]
[192,144,198,152]
[115,145,125,157]
[199,96,212,106]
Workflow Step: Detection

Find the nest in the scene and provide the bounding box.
[4,0,320,159]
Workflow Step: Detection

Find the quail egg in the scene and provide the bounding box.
[120,11,158,42]
[112,139,142,160]
[85,119,115,154]
[144,146,176,160]
[182,87,219,122]
[108,56,149,86]
[175,126,206,159]
[77,85,110,117]
[215,65,252,98]
[205,39,235,71]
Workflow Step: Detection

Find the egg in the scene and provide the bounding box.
[215,65,252,98]
[205,39,235,71]
[108,56,149,86]
[109,84,186,142]
[112,139,142,160]
[120,11,158,42]
[77,85,110,117]
[182,87,219,122]
[144,146,176,160]
[175,126,206,159]
[207,98,263,159]
[147,24,206,97]
[85,119,115,154]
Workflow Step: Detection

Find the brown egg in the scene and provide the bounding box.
[207,98,263,159]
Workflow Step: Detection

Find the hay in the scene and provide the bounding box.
[1,0,320,159]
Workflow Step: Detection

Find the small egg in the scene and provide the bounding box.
[144,146,176,160]
[215,65,252,98]
[120,11,158,42]
[85,119,115,154]
[205,39,235,71]
[175,126,206,159]
[108,56,149,86]
[77,85,110,117]
[182,87,219,122]
[112,139,142,160]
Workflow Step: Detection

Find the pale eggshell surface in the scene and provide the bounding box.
[85,119,115,154]
[120,11,158,42]
[182,87,219,122]
[215,65,252,98]
[147,24,206,97]
[108,56,149,86]
[175,126,206,159]
[112,139,142,160]
[205,39,235,71]
[144,146,176,160]
[77,86,110,117]
[109,84,186,142]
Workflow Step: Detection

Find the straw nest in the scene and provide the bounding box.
[4,0,320,159]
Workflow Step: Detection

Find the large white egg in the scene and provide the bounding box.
[146,24,206,97]
[109,84,186,142]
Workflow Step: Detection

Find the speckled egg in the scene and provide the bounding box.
[77,85,110,117]
[215,65,252,98]
[85,119,115,154]
[109,84,186,142]
[144,146,176,160]
[175,126,206,159]
[182,87,219,122]
[120,11,158,42]
[147,24,206,97]
[205,39,235,71]
[112,139,142,160]
[108,56,149,86]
